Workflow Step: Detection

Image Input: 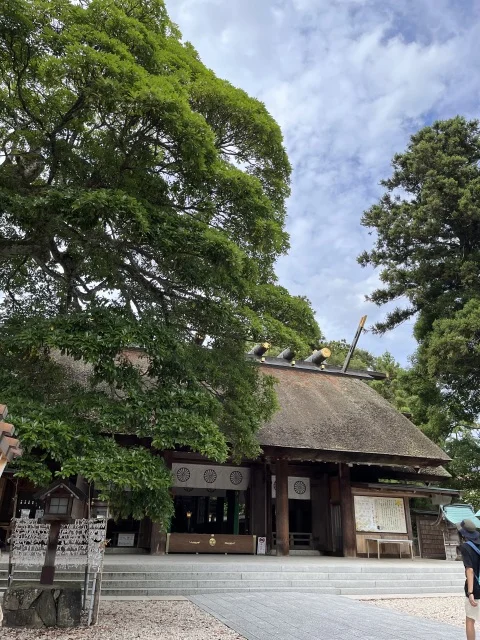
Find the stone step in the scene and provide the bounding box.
[5,571,464,584]
[0,562,465,598]
[96,560,463,575]
[97,573,465,583]
[97,584,462,597]
[60,578,465,589]
[99,586,342,596]
[0,563,464,575]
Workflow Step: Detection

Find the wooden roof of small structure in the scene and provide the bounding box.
[34,479,87,502]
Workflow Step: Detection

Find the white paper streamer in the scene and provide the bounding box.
[11,519,51,566]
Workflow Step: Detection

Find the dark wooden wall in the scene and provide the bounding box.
[416,513,446,559]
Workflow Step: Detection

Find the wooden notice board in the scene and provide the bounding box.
[354,496,407,533]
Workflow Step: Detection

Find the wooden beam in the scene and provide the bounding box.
[350,465,451,483]
[263,446,449,468]
[275,458,289,556]
[339,464,356,558]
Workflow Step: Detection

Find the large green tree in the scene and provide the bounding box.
[358,117,480,416]
[359,116,480,338]
[358,116,480,503]
[0,0,320,523]
[358,116,480,413]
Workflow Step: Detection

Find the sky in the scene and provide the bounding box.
[166,0,480,365]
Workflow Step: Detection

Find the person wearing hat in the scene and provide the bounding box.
[459,519,480,640]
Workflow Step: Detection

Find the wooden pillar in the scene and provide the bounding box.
[226,490,240,534]
[339,464,356,557]
[250,465,267,538]
[204,497,210,530]
[404,497,413,543]
[216,497,225,533]
[266,466,273,552]
[311,472,331,552]
[275,458,289,556]
[40,521,62,585]
[226,490,235,533]
[233,491,240,535]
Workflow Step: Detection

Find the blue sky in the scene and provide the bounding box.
[166,0,480,365]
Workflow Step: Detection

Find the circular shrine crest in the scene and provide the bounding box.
[206,488,216,493]
[294,480,307,495]
[229,471,243,486]
[176,467,191,483]
[203,469,217,484]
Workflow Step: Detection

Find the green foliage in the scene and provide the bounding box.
[445,430,480,510]
[359,116,480,335]
[358,115,480,498]
[0,0,320,523]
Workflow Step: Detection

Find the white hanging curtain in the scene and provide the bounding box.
[172,463,250,491]
[271,475,311,500]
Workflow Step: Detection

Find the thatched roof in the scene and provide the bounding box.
[258,365,450,466]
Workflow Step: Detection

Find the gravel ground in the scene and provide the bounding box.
[0,601,245,640]
[369,596,465,627]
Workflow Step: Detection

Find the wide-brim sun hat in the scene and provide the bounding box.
[457,519,480,543]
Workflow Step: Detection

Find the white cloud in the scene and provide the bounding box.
[166,0,480,365]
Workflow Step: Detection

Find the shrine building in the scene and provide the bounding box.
[0,348,459,558]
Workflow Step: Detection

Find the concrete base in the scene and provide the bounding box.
[3,583,82,628]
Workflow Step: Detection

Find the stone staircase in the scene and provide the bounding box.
[0,560,466,597]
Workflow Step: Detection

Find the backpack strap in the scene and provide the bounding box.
[466,541,480,556]
[466,541,480,587]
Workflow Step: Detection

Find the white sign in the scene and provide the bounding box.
[172,464,250,491]
[117,533,135,547]
[11,518,107,569]
[56,519,107,570]
[20,509,31,519]
[11,519,50,566]
[271,476,311,500]
[354,496,407,533]
[257,536,267,555]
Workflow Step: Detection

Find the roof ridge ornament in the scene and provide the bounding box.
[342,315,367,373]
[305,347,331,366]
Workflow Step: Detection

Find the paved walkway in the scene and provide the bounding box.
[190,592,465,640]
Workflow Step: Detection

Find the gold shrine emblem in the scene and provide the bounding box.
[209,536,216,546]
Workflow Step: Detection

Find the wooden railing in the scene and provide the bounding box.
[273,532,313,550]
